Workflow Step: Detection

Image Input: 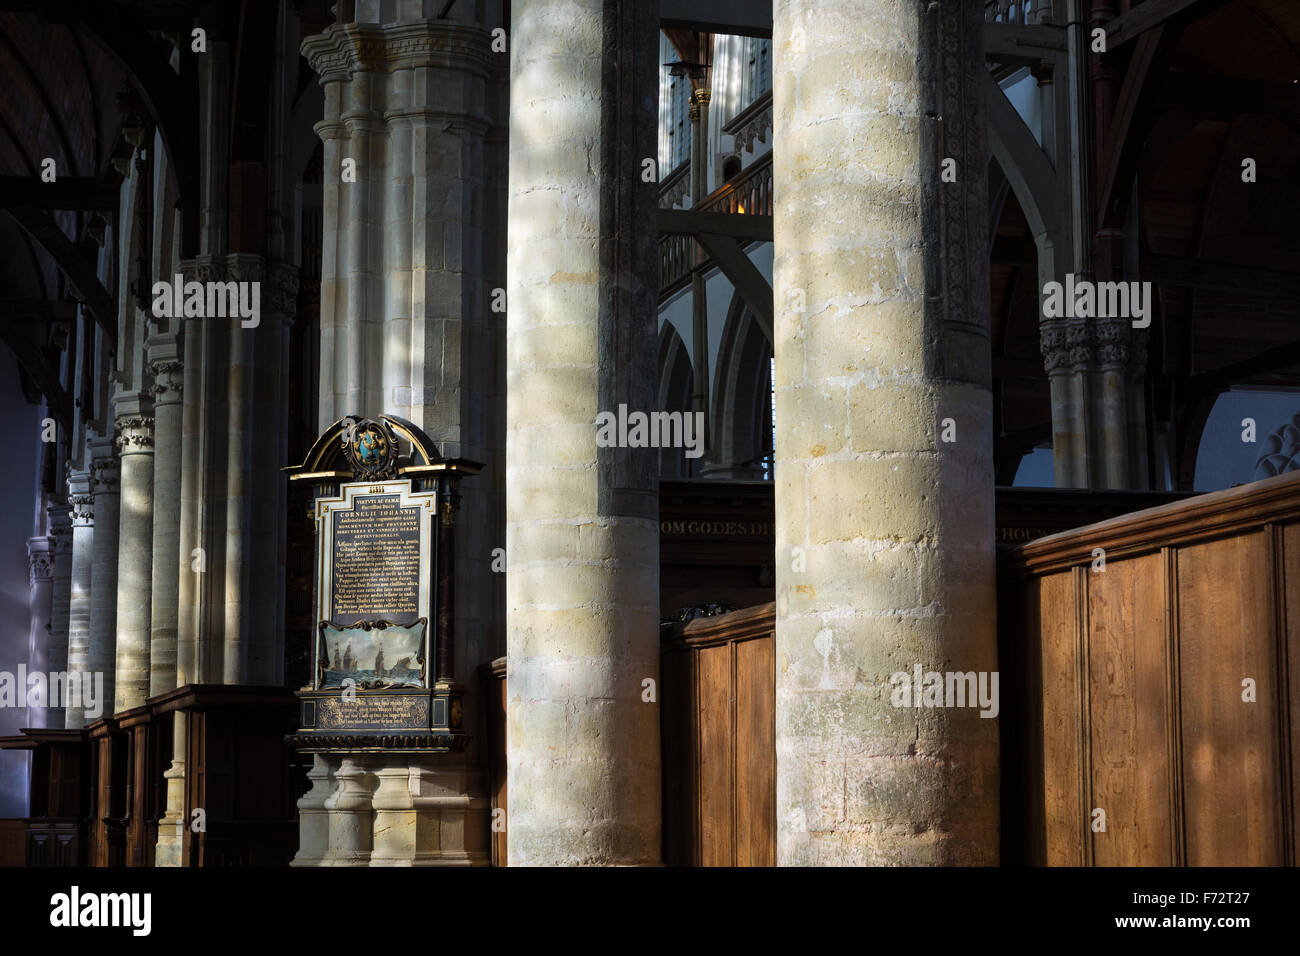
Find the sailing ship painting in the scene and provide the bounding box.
[319,619,425,689]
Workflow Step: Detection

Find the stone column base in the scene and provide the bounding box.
[294,753,490,867]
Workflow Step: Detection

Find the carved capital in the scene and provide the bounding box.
[68,494,94,526]
[27,537,54,584]
[302,21,493,85]
[114,415,155,453]
[149,359,185,401]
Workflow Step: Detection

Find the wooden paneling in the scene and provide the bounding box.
[661,602,776,866]
[1177,533,1282,865]
[697,644,734,866]
[1283,523,1300,860]
[734,636,775,867]
[1038,572,1083,865]
[0,819,25,866]
[1086,552,1172,865]
[1004,471,1300,866]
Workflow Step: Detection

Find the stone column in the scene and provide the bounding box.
[148,344,186,866]
[301,6,501,867]
[45,506,72,728]
[113,409,154,714]
[24,535,54,729]
[222,255,260,685]
[87,437,119,716]
[773,0,999,864]
[65,472,94,728]
[148,346,184,697]
[506,0,661,865]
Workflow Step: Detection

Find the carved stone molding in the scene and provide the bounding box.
[91,458,119,493]
[267,261,301,319]
[68,494,94,525]
[302,21,494,84]
[149,360,184,401]
[722,90,772,155]
[114,415,155,453]
[27,538,54,584]
[1041,316,1149,375]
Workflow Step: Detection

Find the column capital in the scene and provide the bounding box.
[68,493,94,527]
[266,260,300,322]
[114,415,155,455]
[301,21,493,83]
[27,536,54,585]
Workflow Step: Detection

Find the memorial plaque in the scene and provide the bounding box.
[315,480,437,690]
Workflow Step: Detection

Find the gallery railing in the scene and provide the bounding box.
[984,0,1052,24]
[659,151,773,299]
[659,159,690,210]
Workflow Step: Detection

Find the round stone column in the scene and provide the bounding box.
[24,536,54,729]
[506,0,662,865]
[148,352,184,696]
[87,436,120,717]
[773,0,999,864]
[64,473,95,728]
[113,412,154,714]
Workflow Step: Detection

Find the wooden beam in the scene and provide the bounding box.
[0,324,72,428]
[694,232,773,345]
[1095,25,1181,228]
[1185,342,1300,395]
[659,208,773,242]
[660,0,770,38]
[2,207,115,345]
[1104,0,1229,48]
[1145,253,1300,301]
[984,22,1065,67]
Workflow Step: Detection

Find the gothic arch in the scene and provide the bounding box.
[710,290,772,478]
[658,321,693,478]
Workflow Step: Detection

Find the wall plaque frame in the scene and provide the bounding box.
[284,414,482,753]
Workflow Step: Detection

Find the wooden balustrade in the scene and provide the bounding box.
[658,153,773,298]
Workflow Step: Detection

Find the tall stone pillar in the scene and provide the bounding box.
[24,535,54,729]
[148,342,186,866]
[772,0,999,864]
[45,506,72,728]
[506,0,661,865]
[87,436,120,715]
[300,2,501,866]
[65,472,94,728]
[113,409,154,714]
[148,345,184,697]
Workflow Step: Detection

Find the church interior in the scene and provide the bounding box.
[0,0,1298,869]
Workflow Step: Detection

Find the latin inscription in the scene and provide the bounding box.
[330,494,422,624]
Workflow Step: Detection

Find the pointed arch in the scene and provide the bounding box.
[710,290,772,478]
[658,321,693,478]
